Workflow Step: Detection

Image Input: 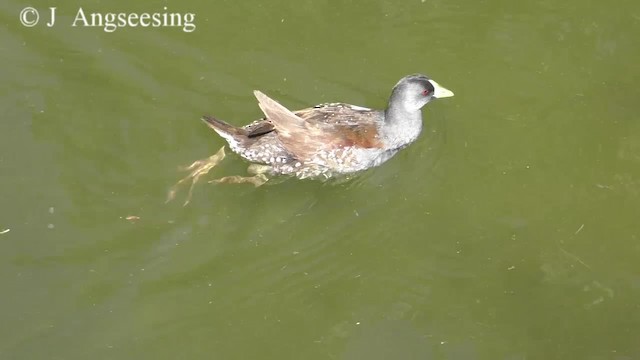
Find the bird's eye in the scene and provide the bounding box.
[422,89,430,96]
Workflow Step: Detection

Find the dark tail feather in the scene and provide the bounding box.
[201,115,247,138]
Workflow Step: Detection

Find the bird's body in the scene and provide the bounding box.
[204,103,389,179]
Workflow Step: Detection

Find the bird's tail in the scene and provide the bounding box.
[201,115,247,139]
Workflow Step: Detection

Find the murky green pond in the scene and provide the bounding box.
[2,0,639,359]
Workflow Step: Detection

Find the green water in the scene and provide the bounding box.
[2,0,639,359]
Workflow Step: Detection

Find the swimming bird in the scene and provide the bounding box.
[168,74,453,204]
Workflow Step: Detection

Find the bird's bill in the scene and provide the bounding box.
[429,80,454,98]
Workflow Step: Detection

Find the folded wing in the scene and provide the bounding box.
[253,90,383,159]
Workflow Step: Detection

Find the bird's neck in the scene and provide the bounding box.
[382,105,423,148]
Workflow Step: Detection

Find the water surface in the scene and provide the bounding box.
[1,0,639,359]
